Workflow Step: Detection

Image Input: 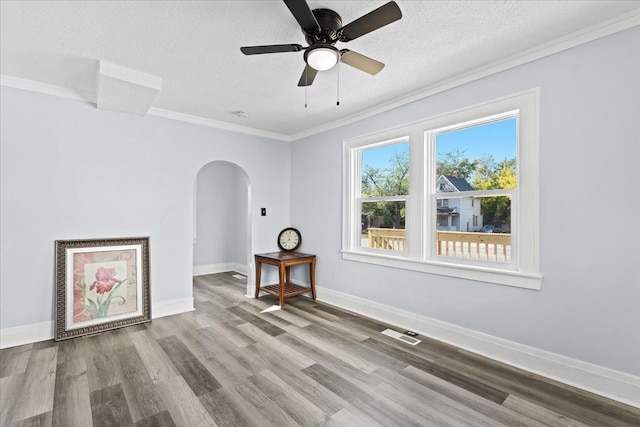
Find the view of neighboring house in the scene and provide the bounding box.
[435,172,482,232]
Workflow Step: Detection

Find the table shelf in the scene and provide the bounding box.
[260,283,312,299]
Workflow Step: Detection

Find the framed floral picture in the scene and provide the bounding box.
[55,237,151,340]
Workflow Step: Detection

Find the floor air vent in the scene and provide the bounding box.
[232,274,246,280]
[381,329,422,345]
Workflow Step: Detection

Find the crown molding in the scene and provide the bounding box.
[288,10,640,141]
[0,74,96,103]
[147,108,291,141]
[0,74,291,141]
[2,10,638,142]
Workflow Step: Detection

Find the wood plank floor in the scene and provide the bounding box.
[2,272,639,426]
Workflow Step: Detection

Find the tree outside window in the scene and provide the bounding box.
[359,141,409,253]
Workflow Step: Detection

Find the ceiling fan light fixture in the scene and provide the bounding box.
[305,46,339,71]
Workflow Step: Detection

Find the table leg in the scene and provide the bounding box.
[254,258,262,298]
[278,263,286,307]
[310,257,316,300]
[285,266,291,284]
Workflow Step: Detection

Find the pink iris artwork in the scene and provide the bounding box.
[73,249,137,323]
[82,266,128,318]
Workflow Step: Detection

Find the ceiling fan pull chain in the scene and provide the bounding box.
[336,60,340,106]
[305,69,308,108]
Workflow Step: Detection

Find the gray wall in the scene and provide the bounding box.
[290,27,640,375]
[0,87,291,330]
[193,161,249,267]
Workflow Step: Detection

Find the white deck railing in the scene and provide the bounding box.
[367,228,406,251]
[365,228,511,263]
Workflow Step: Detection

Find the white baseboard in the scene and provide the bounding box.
[230,263,249,276]
[0,297,195,349]
[193,263,248,276]
[0,321,54,349]
[152,297,194,319]
[316,286,640,408]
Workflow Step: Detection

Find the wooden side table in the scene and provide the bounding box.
[254,251,316,308]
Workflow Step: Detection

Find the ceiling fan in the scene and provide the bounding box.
[240,0,402,87]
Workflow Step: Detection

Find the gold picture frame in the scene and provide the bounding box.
[55,237,151,340]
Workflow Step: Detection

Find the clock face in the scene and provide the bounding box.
[278,228,301,251]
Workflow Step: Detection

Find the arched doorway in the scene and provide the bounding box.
[192,161,252,296]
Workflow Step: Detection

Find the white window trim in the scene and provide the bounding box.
[342,89,541,290]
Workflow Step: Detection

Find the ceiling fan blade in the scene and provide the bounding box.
[297,65,318,86]
[339,1,402,42]
[240,44,303,55]
[283,0,320,33]
[340,50,385,75]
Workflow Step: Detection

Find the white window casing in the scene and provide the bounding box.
[342,89,541,289]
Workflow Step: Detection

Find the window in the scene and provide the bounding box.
[431,116,516,264]
[359,141,409,253]
[343,90,540,289]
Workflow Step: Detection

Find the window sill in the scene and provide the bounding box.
[341,250,542,290]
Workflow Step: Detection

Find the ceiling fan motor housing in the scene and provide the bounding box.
[304,9,342,46]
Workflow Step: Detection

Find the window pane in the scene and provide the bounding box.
[435,196,511,263]
[435,118,517,192]
[361,200,405,252]
[361,142,409,198]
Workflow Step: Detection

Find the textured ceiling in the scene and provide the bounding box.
[1,1,639,139]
